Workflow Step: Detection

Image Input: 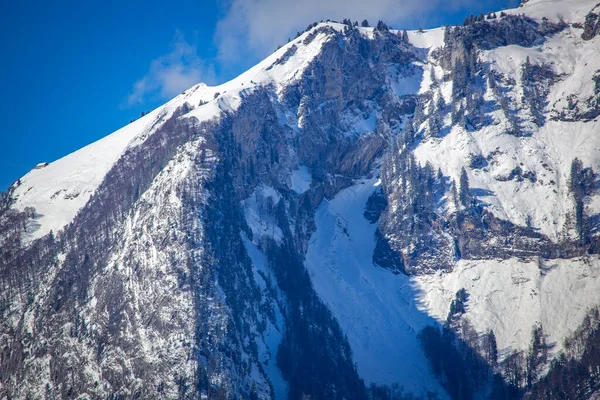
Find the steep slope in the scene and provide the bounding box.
[9,27,333,242]
[406,0,600,356]
[2,23,411,399]
[304,176,445,394]
[2,0,600,398]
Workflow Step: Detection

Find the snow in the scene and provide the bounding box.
[508,0,599,24]
[243,185,284,244]
[340,108,378,137]
[8,1,600,394]
[10,111,155,240]
[407,27,445,51]
[387,64,423,96]
[4,138,210,399]
[415,117,600,241]
[185,24,335,122]
[414,21,600,242]
[587,194,600,216]
[290,165,312,194]
[304,177,447,397]
[415,256,600,359]
[9,82,220,241]
[10,23,339,241]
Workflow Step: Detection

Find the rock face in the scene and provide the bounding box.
[2,0,600,399]
[582,5,600,40]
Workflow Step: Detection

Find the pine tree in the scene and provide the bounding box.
[521,56,545,126]
[452,103,465,126]
[430,67,437,87]
[436,92,446,112]
[570,158,584,193]
[437,169,445,193]
[526,324,547,387]
[570,158,587,243]
[250,382,259,400]
[459,167,470,208]
[452,57,468,99]
[443,24,452,46]
[428,116,439,139]
[484,330,498,368]
[465,86,484,130]
[487,72,497,92]
[449,180,459,210]
[523,56,531,75]
[376,20,389,32]
[401,117,416,147]
[361,19,370,27]
[413,95,429,129]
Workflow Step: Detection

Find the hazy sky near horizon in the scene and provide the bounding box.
[0,0,518,190]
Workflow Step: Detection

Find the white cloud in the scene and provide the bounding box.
[124,32,216,107]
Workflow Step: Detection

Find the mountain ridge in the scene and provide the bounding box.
[3,0,600,398]
[9,0,599,241]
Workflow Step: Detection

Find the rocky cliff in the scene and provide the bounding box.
[2,0,600,398]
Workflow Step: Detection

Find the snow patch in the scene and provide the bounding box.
[290,165,312,194]
[305,177,447,397]
[243,185,284,244]
[415,256,600,359]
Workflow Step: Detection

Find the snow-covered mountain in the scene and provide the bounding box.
[2,0,600,398]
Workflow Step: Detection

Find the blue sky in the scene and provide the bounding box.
[0,0,518,191]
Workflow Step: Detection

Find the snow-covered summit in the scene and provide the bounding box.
[4,1,600,397]
[9,23,341,240]
[13,0,582,241]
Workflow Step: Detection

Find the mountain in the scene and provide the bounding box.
[2,0,600,398]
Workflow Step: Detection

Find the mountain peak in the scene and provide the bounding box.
[4,2,600,398]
